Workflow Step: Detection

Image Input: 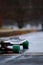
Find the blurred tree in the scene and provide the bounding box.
[0,0,43,28]
[5,0,26,28]
[11,0,25,28]
[0,17,3,28]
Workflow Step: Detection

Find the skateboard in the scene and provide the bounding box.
[0,36,29,54]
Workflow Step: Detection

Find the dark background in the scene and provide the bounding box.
[0,0,43,28]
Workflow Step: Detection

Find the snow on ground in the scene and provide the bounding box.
[2,24,42,30]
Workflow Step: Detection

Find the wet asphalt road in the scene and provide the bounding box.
[0,55,43,65]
